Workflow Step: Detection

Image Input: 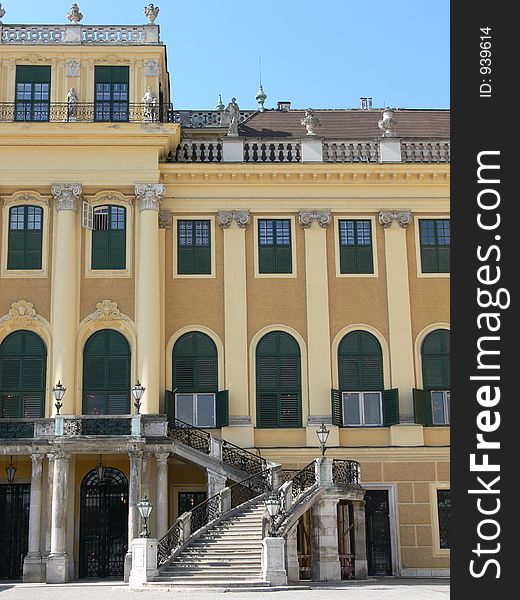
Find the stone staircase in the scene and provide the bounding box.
[149,499,268,588]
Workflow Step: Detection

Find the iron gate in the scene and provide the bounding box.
[365,490,393,576]
[79,467,128,578]
[0,483,30,580]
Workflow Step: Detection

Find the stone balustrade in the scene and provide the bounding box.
[401,139,450,162]
[322,140,379,163]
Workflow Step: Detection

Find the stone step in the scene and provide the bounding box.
[148,580,269,588]
[155,575,265,582]
[162,568,263,575]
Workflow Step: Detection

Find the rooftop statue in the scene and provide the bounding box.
[301,109,320,136]
[144,3,160,24]
[67,3,83,24]
[226,97,240,136]
[378,108,397,137]
[0,4,6,23]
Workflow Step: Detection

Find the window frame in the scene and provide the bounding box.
[430,483,450,557]
[93,66,130,123]
[253,216,297,278]
[335,216,378,277]
[84,195,133,278]
[341,391,383,427]
[15,65,51,123]
[1,196,49,279]
[430,390,451,425]
[172,216,216,278]
[175,392,217,428]
[414,216,450,278]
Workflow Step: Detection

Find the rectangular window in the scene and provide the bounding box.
[258,219,292,274]
[342,391,383,426]
[437,490,450,549]
[91,205,126,270]
[175,393,216,428]
[94,66,129,122]
[339,220,374,274]
[431,390,450,425]
[177,220,211,275]
[15,65,51,122]
[419,219,450,273]
[7,206,43,270]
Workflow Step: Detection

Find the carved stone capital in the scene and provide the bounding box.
[31,453,44,466]
[378,210,412,229]
[158,210,173,230]
[298,210,332,229]
[135,183,165,211]
[51,183,82,211]
[217,210,251,229]
[155,452,169,466]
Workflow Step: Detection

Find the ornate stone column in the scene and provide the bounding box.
[46,452,70,583]
[51,184,81,415]
[124,449,142,582]
[298,211,336,446]
[379,210,415,421]
[135,184,164,414]
[155,453,169,539]
[352,500,368,579]
[311,496,341,581]
[44,454,55,559]
[217,210,253,447]
[23,454,44,582]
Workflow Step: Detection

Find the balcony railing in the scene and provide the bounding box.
[0,102,174,124]
[401,140,450,163]
[323,140,379,163]
[0,24,160,45]
[172,110,255,128]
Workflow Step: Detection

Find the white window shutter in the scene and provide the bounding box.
[82,201,93,229]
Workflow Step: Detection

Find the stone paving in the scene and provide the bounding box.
[0,579,449,600]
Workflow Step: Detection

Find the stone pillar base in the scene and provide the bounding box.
[46,553,70,584]
[23,554,44,583]
[124,552,132,583]
[355,558,368,579]
[312,557,341,582]
[262,537,287,586]
[128,538,159,588]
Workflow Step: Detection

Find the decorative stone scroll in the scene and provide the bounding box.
[298,210,332,229]
[0,300,47,330]
[216,210,251,229]
[51,183,82,211]
[158,210,173,230]
[135,183,165,211]
[378,210,412,229]
[85,300,132,324]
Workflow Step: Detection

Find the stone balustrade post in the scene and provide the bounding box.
[128,538,158,588]
[209,436,223,460]
[207,469,227,498]
[23,454,44,582]
[220,487,232,513]
[180,512,191,543]
[262,537,288,585]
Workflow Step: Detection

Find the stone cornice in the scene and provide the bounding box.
[216,210,251,229]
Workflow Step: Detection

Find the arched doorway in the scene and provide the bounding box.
[79,467,128,578]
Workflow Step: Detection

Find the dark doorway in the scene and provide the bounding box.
[0,483,30,580]
[337,501,355,579]
[79,467,128,578]
[365,490,393,576]
[178,491,206,518]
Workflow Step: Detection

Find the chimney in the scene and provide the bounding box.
[360,97,373,110]
[277,101,292,111]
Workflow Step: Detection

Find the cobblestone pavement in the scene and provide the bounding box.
[0,579,449,600]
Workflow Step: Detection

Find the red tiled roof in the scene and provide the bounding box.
[239,109,450,139]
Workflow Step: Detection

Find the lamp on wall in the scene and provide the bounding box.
[137,495,154,537]
[6,456,16,484]
[131,380,146,414]
[52,381,66,415]
[96,454,106,481]
[316,422,330,456]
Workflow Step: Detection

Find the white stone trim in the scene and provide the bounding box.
[430,482,450,558]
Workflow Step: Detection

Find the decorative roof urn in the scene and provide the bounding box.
[0,4,5,23]
[67,3,83,24]
[144,3,160,24]
[378,108,397,137]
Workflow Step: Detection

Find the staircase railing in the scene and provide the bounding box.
[157,467,273,567]
[167,417,267,476]
[332,459,361,486]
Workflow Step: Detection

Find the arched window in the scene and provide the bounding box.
[0,331,46,417]
[256,331,301,428]
[7,205,43,270]
[333,331,398,427]
[415,329,450,425]
[170,332,227,427]
[83,330,130,415]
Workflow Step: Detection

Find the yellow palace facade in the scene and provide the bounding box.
[0,4,450,586]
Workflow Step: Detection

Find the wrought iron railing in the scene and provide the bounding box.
[244,140,301,163]
[221,440,267,476]
[166,418,211,455]
[332,459,361,486]
[62,415,132,436]
[0,420,35,439]
[157,467,273,567]
[290,461,318,500]
[0,102,174,123]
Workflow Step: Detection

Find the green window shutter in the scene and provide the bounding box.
[0,357,22,390]
[173,332,218,393]
[194,246,211,274]
[422,330,450,390]
[259,245,276,273]
[195,357,217,391]
[108,229,126,270]
[25,229,43,269]
[7,206,43,270]
[1,394,21,418]
[420,246,438,273]
[177,221,211,275]
[356,245,374,274]
[331,388,343,426]
[338,331,383,391]
[22,358,45,390]
[7,230,26,269]
[275,246,292,273]
[413,388,432,425]
[257,393,279,428]
[92,229,109,269]
[437,246,450,273]
[280,393,300,427]
[23,394,43,418]
[216,390,229,427]
[339,246,356,274]
[382,388,399,425]
[164,390,176,418]
[178,246,195,274]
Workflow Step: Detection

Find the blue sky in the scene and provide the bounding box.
[4,0,450,109]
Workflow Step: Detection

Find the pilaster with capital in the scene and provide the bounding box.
[379,209,415,421]
[50,184,82,415]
